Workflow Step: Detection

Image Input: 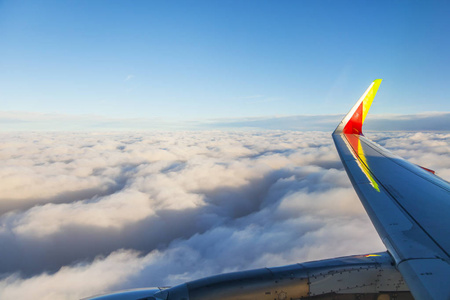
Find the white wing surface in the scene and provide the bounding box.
[333,80,450,299]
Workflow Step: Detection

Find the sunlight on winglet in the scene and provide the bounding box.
[343,134,381,192]
[334,79,382,135]
[334,79,383,192]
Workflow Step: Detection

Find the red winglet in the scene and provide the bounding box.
[343,101,364,134]
[334,79,382,135]
[418,165,436,174]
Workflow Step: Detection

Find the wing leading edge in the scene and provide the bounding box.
[333,80,450,299]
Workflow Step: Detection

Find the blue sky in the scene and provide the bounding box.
[1,1,449,123]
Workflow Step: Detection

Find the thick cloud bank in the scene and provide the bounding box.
[0,131,448,299]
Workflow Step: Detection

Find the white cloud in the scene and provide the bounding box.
[0,130,447,299]
[125,74,135,81]
[12,189,154,237]
[0,250,154,300]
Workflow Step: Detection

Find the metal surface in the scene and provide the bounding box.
[83,288,162,300]
[86,253,412,300]
[151,253,410,300]
[332,80,450,299]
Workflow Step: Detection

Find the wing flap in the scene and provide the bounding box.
[398,259,450,300]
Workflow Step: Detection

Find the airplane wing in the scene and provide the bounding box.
[85,80,449,300]
[332,79,450,299]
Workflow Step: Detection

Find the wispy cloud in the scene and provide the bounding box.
[124,74,135,82]
[238,95,265,100]
[231,95,281,105]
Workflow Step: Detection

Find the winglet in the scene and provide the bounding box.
[334,79,382,135]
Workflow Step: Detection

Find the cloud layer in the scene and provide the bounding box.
[0,130,448,299]
[1,111,449,131]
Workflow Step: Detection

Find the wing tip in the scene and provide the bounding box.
[333,79,383,135]
[373,78,383,84]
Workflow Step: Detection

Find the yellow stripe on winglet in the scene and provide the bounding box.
[357,137,380,192]
[362,79,382,124]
